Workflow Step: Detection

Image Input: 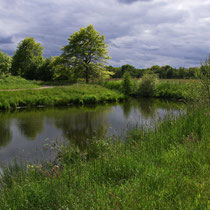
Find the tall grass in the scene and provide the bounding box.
[104,79,202,100]
[0,106,209,209]
[0,76,40,90]
[0,84,124,110]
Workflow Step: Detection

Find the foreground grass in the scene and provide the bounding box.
[0,84,124,110]
[0,76,40,90]
[0,106,209,209]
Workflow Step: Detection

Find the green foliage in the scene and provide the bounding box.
[104,80,122,91]
[137,73,159,97]
[11,37,44,80]
[0,50,12,76]
[61,25,110,83]
[0,107,209,209]
[155,82,187,99]
[50,56,78,82]
[122,72,132,95]
[0,84,124,110]
[36,57,55,81]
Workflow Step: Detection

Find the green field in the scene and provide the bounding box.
[0,106,209,209]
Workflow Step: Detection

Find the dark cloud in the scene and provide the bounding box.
[0,36,13,44]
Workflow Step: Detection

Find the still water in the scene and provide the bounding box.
[0,99,184,167]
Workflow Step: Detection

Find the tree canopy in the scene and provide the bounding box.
[60,24,110,83]
[11,37,44,80]
[0,50,12,76]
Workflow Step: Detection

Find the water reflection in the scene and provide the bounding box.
[16,112,44,140]
[0,117,12,148]
[53,107,110,149]
[121,99,157,119]
[0,99,185,166]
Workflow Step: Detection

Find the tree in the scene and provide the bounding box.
[61,25,110,83]
[122,72,132,95]
[0,50,12,76]
[11,37,44,80]
[36,57,55,81]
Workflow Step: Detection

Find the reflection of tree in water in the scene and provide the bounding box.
[136,99,157,119]
[0,118,12,148]
[54,109,110,150]
[121,100,133,119]
[16,112,44,140]
[120,98,157,120]
[120,98,183,121]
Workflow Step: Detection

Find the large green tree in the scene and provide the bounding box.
[11,37,44,80]
[61,25,110,83]
[0,50,12,76]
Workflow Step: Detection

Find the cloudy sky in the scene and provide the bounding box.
[0,0,210,68]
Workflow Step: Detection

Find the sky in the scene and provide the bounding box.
[0,0,210,68]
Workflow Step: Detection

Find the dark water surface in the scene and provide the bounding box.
[0,99,185,168]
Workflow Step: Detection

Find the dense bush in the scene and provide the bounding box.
[137,73,159,97]
[122,72,132,95]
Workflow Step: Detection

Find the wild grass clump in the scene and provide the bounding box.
[104,80,123,91]
[0,76,40,90]
[0,106,209,209]
[155,82,187,99]
[0,84,124,110]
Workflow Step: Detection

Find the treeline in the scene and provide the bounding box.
[0,34,203,82]
[107,64,200,79]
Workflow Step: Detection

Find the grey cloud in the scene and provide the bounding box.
[118,0,152,4]
[0,0,209,68]
[0,36,13,44]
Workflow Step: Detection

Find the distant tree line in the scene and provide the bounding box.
[107,64,201,79]
[0,25,206,82]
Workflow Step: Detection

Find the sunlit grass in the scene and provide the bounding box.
[0,84,124,110]
[0,76,40,90]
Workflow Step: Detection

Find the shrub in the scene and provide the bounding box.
[122,72,132,95]
[137,73,159,97]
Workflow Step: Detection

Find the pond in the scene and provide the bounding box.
[0,98,185,168]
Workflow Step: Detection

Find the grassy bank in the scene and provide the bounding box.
[0,106,209,209]
[0,76,40,90]
[104,79,200,100]
[0,84,124,110]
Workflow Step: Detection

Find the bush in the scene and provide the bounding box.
[137,74,159,97]
[122,72,132,95]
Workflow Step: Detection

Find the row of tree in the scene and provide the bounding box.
[107,64,200,79]
[0,25,111,82]
[0,24,205,82]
